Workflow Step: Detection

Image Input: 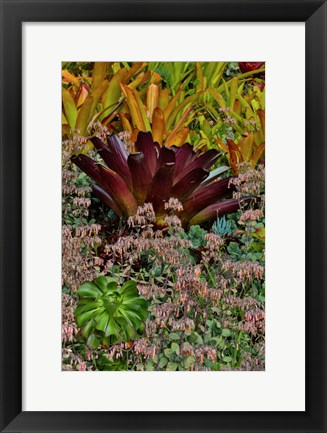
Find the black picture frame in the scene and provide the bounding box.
[0,0,326,432]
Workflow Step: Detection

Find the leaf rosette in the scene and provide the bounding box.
[72,132,250,227]
[74,276,148,349]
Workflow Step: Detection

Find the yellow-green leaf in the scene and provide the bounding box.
[132,88,151,131]
[229,77,238,109]
[75,96,94,136]
[163,88,182,122]
[92,62,107,89]
[62,88,77,129]
[103,68,127,112]
[62,70,80,87]
[208,87,226,109]
[89,80,109,119]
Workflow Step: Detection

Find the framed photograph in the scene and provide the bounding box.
[0,0,326,432]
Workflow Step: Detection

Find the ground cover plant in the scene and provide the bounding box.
[62,61,265,371]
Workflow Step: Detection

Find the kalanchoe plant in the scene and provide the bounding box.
[75,276,148,349]
[72,132,246,227]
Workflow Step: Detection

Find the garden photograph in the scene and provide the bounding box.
[62,61,265,372]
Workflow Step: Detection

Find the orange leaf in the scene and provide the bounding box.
[125,62,145,82]
[146,84,159,122]
[128,72,145,90]
[152,107,165,145]
[77,84,89,108]
[234,100,241,115]
[165,104,193,146]
[158,87,170,110]
[119,112,132,132]
[62,70,80,87]
[251,141,265,166]
[227,139,243,174]
[213,137,228,153]
[165,127,189,147]
[120,84,146,130]
[150,71,162,84]
[257,109,265,137]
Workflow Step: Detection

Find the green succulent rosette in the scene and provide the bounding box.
[75,276,148,349]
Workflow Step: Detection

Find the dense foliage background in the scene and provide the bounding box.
[62,61,265,371]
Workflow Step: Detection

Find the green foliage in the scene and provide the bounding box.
[62,61,265,166]
[75,276,148,348]
[187,225,207,248]
[62,170,95,228]
[62,63,266,372]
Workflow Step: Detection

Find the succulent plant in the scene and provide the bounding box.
[212,215,235,237]
[75,276,148,348]
[72,132,244,227]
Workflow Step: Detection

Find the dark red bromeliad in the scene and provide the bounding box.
[72,132,246,228]
[238,62,265,80]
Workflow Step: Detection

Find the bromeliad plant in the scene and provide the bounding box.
[72,132,245,227]
[75,276,148,349]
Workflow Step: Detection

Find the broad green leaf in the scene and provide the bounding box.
[93,276,111,292]
[171,342,180,355]
[223,356,232,363]
[105,316,120,337]
[166,361,178,371]
[121,280,137,294]
[222,329,231,338]
[75,301,103,315]
[184,356,196,369]
[81,319,95,338]
[87,334,100,350]
[169,333,180,341]
[95,311,110,332]
[158,357,168,368]
[76,309,98,327]
[164,348,173,358]
[78,282,102,298]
